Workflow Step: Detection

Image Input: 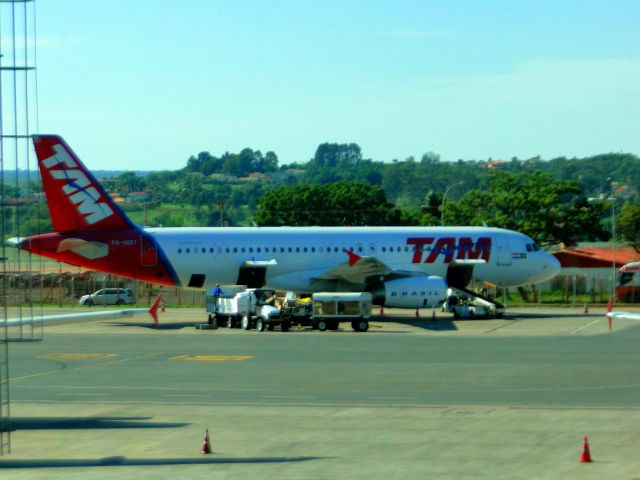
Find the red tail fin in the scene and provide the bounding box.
[32,135,134,232]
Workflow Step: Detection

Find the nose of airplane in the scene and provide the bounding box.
[540,253,561,280]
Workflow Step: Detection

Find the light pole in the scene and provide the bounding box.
[441,181,463,226]
[611,196,616,305]
[588,195,617,304]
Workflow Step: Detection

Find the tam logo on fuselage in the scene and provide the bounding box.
[42,144,114,225]
[407,237,491,263]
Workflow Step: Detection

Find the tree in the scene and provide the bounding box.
[254,182,406,227]
[619,202,640,252]
[420,191,442,226]
[116,171,146,194]
[446,171,609,246]
[312,143,362,167]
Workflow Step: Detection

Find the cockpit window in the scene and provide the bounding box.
[526,242,541,252]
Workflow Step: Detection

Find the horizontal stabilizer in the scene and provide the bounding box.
[5,237,24,248]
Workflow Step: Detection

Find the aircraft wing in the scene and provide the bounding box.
[311,250,426,285]
[607,311,640,321]
[3,296,163,326]
[313,256,392,284]
[4,308,148,326]
[312,248,484,285]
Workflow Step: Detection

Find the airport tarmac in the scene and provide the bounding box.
[2,306,640,479]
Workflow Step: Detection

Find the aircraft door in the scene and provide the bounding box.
[140,235,158,267]
[237,266,267,288]
[495,234,512,266]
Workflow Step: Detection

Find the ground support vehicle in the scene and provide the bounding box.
[206,289,372,332]
[310,292,372,332]
[441,288,500,319]
[265,292,372,332]
[205,288,280,330]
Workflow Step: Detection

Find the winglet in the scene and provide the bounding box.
[149,295,163,326]
[343,249,361,267]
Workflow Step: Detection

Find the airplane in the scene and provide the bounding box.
[10,135,561,311]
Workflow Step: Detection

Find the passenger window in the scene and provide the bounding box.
[296,247,300,253]
[202,248,206,253]
[311,247,316,253]
[526,244,532,252]
[186,248,190,253]
[178,248,182,254]
[233,247,238,253]
[209,248,214,253]
[280,247,285,253]
[533,244,540,251]
[249,247,253,253]
[303,247,308,253]
[241,247,246,253]
[288,247,292,253]
[382,247,386,252]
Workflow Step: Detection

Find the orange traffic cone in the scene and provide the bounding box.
[201,428,212,454]
[580,436,592,463]
[583,303,589,314]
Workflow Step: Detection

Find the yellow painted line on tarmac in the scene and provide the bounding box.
[13,352,165,383]
[36,353,117,360]
[170,354,253,362]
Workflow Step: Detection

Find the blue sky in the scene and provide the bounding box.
[31,0,640,170]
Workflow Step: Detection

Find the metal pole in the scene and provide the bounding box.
[441,181,463,226]
[612,197,616,305]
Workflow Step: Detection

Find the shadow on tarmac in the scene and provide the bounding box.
[10,416,189,430]
[0,455,325,469]
[379,316,459,332]
[506,312,601,319]
[109,322,193,330]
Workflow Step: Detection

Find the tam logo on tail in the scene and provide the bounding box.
[33,135,134,232]
[42,144,114,225]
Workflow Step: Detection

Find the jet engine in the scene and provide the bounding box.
[371,276,448,308]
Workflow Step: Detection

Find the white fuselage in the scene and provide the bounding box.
[147,226,560,291]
